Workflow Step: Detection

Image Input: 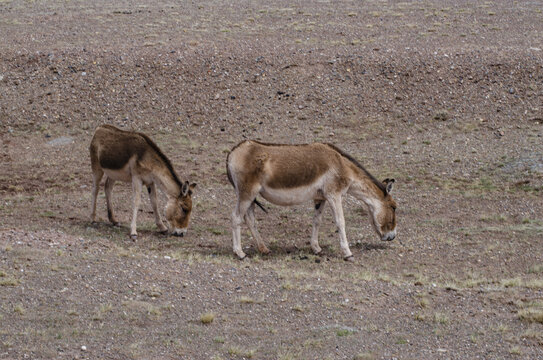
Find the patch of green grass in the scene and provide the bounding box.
[213,336,225,344]
[336,328,355,337]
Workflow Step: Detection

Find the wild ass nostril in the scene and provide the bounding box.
[172,228,186,237]
[382,232,396,241]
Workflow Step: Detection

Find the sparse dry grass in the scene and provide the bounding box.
[200,312,215,324]
[518,302,543,324]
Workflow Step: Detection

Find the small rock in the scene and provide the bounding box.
[47,136,74,146]
[508,88,515,94]
[81,345,87,351]
[81,72,87,76]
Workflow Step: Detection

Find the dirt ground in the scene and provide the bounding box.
[1,0,542,359]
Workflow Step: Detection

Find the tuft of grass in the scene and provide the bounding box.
[336,328,355,337]
[354,353,376,360]
[509,346,521,355]
[528,264,543,274]
[518,302,543,324]
[433,110,449,121]
[282,281,293,290]
[434,312,449,324]
[213,336,225,344]
[200,312,215,324]
[414,312,425,321]
[14,304,25,315]
[0,277,18,286]
[501,277,522,288]
[228,346,256,358]
[239,296,255,304]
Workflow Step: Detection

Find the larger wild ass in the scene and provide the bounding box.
[226,141,397,261]
[90,125,196,239]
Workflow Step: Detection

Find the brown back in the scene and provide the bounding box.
[91,125,182,189]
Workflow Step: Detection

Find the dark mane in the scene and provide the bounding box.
[138,132,183,189]
[325,143,387,194]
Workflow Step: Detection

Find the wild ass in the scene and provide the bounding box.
[90,125,196,240]
[226,140,397,261]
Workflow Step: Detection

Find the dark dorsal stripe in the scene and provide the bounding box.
[233,140,387,195]
[138,132,183,190]
[324,143,387,194]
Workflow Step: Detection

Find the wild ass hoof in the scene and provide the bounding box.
[158,229,169,235]
[343,255,354,262]
[258,246,271,255]
[130,234,138,242]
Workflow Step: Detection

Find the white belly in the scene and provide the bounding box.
[260,181,323,206]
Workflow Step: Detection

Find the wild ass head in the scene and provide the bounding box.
[370,178,397,241]
[165,181,196,236]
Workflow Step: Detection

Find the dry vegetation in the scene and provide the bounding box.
[1,0,542,359]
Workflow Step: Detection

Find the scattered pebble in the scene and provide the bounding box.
[47,136,74,146]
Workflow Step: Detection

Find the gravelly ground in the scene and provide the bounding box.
[1,1,542,359]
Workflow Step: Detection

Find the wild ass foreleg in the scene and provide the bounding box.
[245,202,270,255]
[105,177,119,226]
[326,196,354,261]
[310,200,326,255]
[130,177,143,240]
[147,183,168,233]
[90,169,103,223]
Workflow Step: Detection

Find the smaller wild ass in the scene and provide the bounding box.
[90,125,196,239]
[226,141,397,260]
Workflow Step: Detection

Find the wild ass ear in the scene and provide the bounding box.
[181,181,190,196]
[383,178,395,194]
[189,183,197,195]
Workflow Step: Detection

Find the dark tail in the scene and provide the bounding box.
[226,149,268,214]
[254,199,268,213]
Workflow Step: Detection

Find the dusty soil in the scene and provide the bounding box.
[1,0,542,359]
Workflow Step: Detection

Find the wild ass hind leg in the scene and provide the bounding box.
[245,202,270,255]
[129,177,143,241]
[310,200,326,255]
[104,177,120,226]
[90,168,103,223]
[232,195,257,260]
[326,195,354,261]
[147,183,168,234]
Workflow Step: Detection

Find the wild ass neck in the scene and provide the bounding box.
[151,167,183,198]
[347,168,386,206]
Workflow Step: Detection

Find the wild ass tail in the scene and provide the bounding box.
[226,147,268,214]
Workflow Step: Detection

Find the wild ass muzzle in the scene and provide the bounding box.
[226,140,397,261]
[90,125,196,240]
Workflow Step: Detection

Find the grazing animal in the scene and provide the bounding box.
[90,125,196,240]
[226,140,397,261]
